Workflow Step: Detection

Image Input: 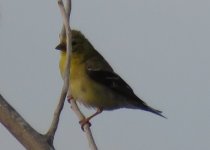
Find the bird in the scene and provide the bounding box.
[56,30,166,129]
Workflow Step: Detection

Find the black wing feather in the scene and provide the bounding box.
[87,67,166,118]
[87,70,138,99]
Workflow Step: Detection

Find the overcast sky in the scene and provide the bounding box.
[0,0,210,149]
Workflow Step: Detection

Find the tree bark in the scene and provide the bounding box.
[0,95,54,150]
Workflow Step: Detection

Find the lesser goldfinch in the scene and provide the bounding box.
[56,30,165,127]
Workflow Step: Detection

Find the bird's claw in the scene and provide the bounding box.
[67,95,73,103]
[79,119,92,131]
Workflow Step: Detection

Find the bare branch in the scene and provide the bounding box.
[0,95,54,150]
[46,85,67,143]
[60,0,71,38]
[45,0,72,143]
[55,0,98,149]
[70,100,98,150]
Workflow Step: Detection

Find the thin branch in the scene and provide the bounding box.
[0,95,54,150]
[60,0,71,39]
[45,0,72,143]
[70,100,98,150]
[56,0,98,149]
[46,85,67,143]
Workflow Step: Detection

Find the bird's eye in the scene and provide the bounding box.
[72,40,77,46]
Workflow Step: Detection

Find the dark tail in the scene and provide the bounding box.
[144,105,167,119]
[130,98,167,119]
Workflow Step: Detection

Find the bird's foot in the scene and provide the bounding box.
[79,119,92,131]
[78,108,103,131]
[67,95,73,103]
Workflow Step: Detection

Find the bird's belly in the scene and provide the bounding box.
[70,76,123,110]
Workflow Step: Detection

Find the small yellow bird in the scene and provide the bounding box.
[56,30,165,128]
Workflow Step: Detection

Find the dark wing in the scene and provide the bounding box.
[85,51,137,99]
[87,69,138,99]
[85,54,166,118]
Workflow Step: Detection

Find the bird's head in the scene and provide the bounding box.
[55,30,94,57]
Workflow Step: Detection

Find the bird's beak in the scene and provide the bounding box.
[55,43,66,51]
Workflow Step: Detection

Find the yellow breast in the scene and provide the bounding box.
[59,52,123,109]
[69,56,97,107]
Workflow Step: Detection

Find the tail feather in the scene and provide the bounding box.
[145,106,167,119]
[130,98,167,118]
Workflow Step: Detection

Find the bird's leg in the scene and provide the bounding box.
[79,108,103,131]
[67,95,73,103]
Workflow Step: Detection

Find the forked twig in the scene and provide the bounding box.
[45,0,72,143]
[47,0,98,149]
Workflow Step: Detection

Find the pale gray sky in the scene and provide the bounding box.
[0,0,210,149]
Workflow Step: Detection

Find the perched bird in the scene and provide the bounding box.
[56,30,166,128]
